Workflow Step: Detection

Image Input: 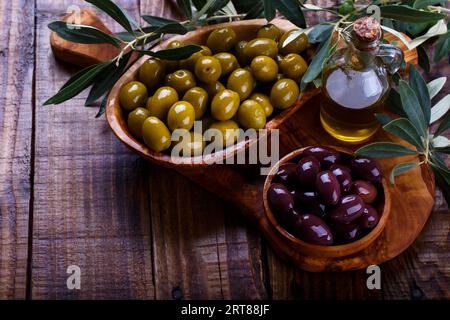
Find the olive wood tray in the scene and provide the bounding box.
[50,10,435,272]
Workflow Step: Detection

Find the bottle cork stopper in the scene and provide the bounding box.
[353,16,381,42]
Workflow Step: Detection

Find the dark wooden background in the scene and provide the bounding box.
[0,0,449,299]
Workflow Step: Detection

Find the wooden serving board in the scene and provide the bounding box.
[50,11,434,272]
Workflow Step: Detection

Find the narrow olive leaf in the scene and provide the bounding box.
[435,110,450,136]
[380,25,412,50]
[409,65,431,123]
[300,35,332,90]
[139,44,202,60]
[375,113,393,125]
[383,118,424,150]
[96,93,109,118]
[307,24,333,44]
[414,0,445,9]
[430,94,450,123]
[86,0,136,34]
[428,76,446,99]
[141,15,178,26]
[209,0,231,14]
[192,0,206,11]
[276,0,306,28]
[432,135,450,148]
[85,51,132,106]
[380,5,445,23]
[355,142,418,158]
[434,146,450,154]
[177,0,193,19]
[386,88,406,116]
[430,152,450,174]
[263,0,276,21]
[153,22,188,35]
[408,19,447,49]
[60,64,99,90]
[43,61,112,105]
[433,31,450,62]
[432,168,450,207]
[48,22,121,47]
[390,162,419,184]
[417,45,431,73]
[399,80,427,136]
[244,1,264,19]
[115,26,158,41]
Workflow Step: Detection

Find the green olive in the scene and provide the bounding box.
[213,52,239,76]
[201,81,225,97]
[234,40,249,66]
[195,56,222,83]
[165,69,196,95]
[250,56,278,82]
[243,38,278,59]
[250,93,273,117]
[209,120,240,147]
[179,45,212,70]
[280,53,308,81]
[206,27,237,53]
[227,68,255,101]
[146,86,179,121]
[278,30,308,55]
[138,58,165,91]
[164,40,184,71]
[257,24,283,41]
[127,107,150,138]
[182,87,209,120]
[270,79,299,109]
[211,89,240,121]
[142,116,172,152]
[119,81,148,112]
[173,132,205,157]
[237,99,266,130]
[167,101,195,131]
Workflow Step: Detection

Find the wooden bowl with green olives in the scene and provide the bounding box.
[106,19,318,169]
[262,146,392,258]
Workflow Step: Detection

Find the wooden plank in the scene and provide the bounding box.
[140,0,267,299]
[32,0,154,299]
[0,0,34,299]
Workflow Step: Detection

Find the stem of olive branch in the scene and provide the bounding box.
[428,6,450,15]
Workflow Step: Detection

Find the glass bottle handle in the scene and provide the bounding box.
[377,44,404,74]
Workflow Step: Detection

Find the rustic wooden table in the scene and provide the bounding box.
[0,0,449,300]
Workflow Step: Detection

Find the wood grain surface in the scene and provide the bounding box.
[0,0,449,299]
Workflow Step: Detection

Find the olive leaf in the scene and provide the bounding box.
[85,51,133,106]
[433,168,450,207]
[409,65,431,124]
[430,94,450,123]
[355,142,418,158]
[300,34,332,90]
[433,30,450,62]
[86,0,137,34]
[386,89,406,116]
[375,113,393,126]
[44,61,113,105]
[244,1,264,19]
[380,5,446,23]
[263,0,276,21]
[141,15,179,27]
[390,162,419,184]
[435,109,450,136]
[413,0,446,9]
[276,0,306,28]
[427,77,446,99]
[417,45,431,73]
[138,44,202,60]
[383,118,425,151]
[399,80,428,136]
[307,24,333,44]
[48,21,121,47]
[96,93,109,118]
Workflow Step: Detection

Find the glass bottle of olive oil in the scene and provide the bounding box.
[320,17,404,143]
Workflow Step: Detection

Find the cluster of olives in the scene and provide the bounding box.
[119,24,309,155]
[268,146,383,246]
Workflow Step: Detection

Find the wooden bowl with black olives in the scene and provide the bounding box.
[106,19,318,170]
[263,146,392,258]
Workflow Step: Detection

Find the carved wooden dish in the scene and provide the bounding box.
[50,12,434,272]
[263,146,392,258]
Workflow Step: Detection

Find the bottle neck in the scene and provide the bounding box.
[346,38,379,69]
